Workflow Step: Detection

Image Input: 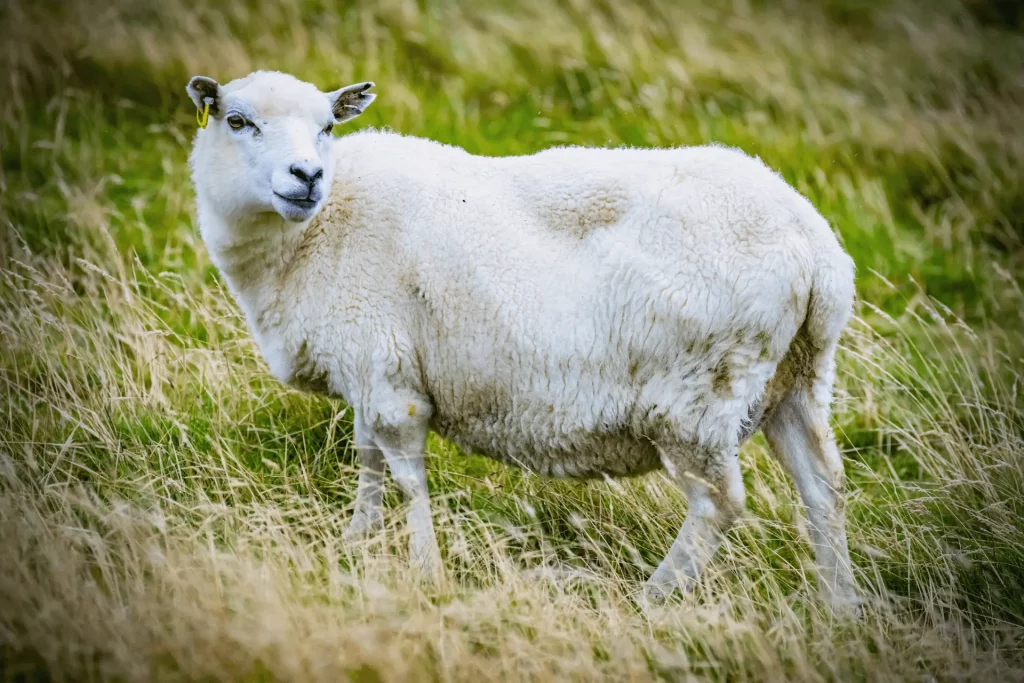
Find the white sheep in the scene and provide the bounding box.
[186,70,858,610]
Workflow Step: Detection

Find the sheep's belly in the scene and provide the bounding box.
[431,414,662,479]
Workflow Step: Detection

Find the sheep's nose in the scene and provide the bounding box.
[290,163,323,185]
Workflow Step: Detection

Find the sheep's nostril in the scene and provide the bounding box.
[290,164,323,185]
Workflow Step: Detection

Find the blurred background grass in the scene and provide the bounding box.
[1,0,1024,680]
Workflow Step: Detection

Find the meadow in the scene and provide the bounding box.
[1,0,1023,680]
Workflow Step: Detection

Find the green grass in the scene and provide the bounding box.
[2,0,1024,680]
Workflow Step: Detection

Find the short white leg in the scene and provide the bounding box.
[343,416,385,540]
[375,425,442,579]
[764,388,858,613]
[645,449,746,601]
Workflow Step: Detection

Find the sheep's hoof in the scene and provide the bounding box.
[410,551,444,587]
[642,579,673,605]
[342,512,383,541]
[827,590,863,619]
[643,562,697,605]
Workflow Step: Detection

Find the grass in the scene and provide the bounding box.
[1,0,1024,679]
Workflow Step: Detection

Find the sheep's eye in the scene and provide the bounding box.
[322,123,335,135]
[227,115,247,130]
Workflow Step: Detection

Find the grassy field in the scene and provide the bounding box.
[2,0,1024,680]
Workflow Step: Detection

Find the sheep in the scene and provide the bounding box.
[186,70,858,611]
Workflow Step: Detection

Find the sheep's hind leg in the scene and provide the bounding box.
[763,387,857,613]
[644,446,746,602]
[343,415,386,540]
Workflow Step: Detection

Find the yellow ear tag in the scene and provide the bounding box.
[197,101,210,128]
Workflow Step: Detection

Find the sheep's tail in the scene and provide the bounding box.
[805,248,856,350]
[800,225,856,408]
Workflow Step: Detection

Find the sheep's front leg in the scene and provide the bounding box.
[343,415,385,540]
[365,396,442,579]
[379,435,442,579]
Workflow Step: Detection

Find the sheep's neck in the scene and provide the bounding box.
[199,205,312,340]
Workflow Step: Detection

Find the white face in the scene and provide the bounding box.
[188,72,374,224]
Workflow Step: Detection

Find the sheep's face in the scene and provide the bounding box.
[187,71,375,224]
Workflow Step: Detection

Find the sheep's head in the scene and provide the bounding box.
[187,71,375,223]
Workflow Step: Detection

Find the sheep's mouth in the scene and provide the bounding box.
[273,192,317,208]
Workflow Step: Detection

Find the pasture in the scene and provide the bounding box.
[1,0,1023,680]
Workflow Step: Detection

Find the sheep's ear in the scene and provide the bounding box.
[327,82,376,123]
[187,76,221,115]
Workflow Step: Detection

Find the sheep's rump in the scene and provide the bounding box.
[344,134,853,476]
